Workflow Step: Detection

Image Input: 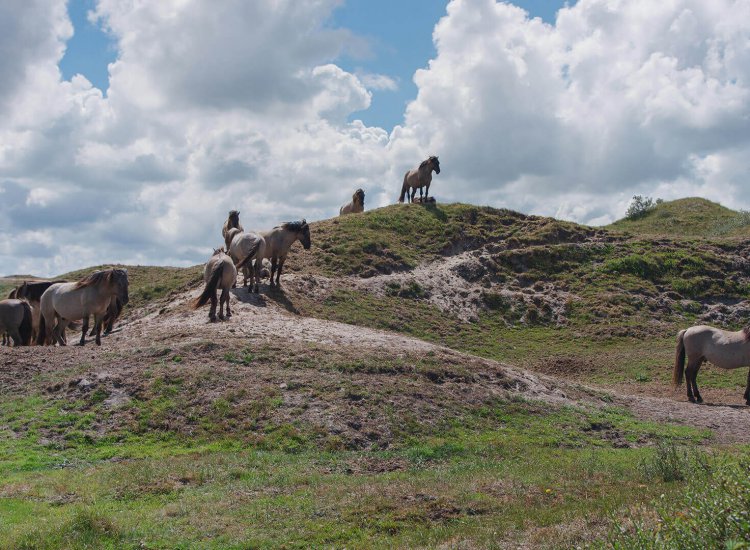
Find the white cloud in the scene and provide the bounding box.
[389,0,750,223]
[1,0,750,276]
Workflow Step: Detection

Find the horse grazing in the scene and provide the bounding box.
[38,268,129,347]
[674,325,750,405]
[340,189,365,216]
[222,210,244,251]
[193,248,239,322]
[0,299,33,346]
[227,229,266,292]
[398,156,440,203]
[260,220,311,287]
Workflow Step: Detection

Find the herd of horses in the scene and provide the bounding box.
[1,154,750,407]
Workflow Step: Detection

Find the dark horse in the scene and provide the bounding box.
[398,156,440,203]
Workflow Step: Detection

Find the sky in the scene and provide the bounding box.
[2,0,749,276]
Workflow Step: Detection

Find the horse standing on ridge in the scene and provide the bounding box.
[222,210,244,252]
[398,156,440,203]
[193,248,241,322]
[227,229,265,292]
[259,220,311,288]
[340,189,365,216]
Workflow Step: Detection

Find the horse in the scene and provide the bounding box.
[222,210,244,251]
[398,156,440,203]
[673,325,750,405]
[227,229,265,292]
[260,220,311,287]
[193,248,240,321]
[0,299,33,346]
[340,189,365,216]
[38,268,129,347]
[15,280,67,342]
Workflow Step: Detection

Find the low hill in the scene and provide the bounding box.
[608,197,750,239]
[2,200,750,547]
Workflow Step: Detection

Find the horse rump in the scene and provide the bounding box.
[673,329,686,386]
[193,262,226,309]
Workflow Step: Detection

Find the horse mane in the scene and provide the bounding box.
[281,219,308,232]
[419,158,431,169]
[74,269,116,289]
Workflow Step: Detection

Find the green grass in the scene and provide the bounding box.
[608,197,750,239]
[286,202,593,278]
[0,392,712,549]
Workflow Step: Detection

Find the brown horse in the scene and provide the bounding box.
[222,210,244,251]
[340,189,365,216]
[0,299,33,346]
[674,325,750,405]
[260,220,311,287]
[398,156,440,203]
[38,268,129,346]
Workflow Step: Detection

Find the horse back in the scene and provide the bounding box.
[684,325,750,369]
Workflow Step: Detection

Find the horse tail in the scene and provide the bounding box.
[235,240,261,271]
[673,329,687,387]
[398,173,408,203]
[193,263,225,309]
[18,301,33,346]
[36,313,47,345]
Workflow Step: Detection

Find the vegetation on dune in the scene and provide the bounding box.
[0,338,714,548]
[609,197,750,239]
[3,196,750,547]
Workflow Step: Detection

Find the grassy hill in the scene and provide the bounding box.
[608,197,750,239]
[2,198,750,548]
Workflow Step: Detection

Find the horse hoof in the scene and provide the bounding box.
[209,316,217,323]
[696,397,703,404]
[688,396,696,403]
[218,315,225,321]
[226,312,232,318]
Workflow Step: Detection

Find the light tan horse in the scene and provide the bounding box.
[340,189,365,216]
[38,268,129,346]
[222,210,244,251]
[398,156,440,203]
[193,248,239,321]
[227,229,266,292]
[674,325,750,405]
[0,299,33,346]
[260,220,311,287]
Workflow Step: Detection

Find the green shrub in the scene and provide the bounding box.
[610,456,750,549]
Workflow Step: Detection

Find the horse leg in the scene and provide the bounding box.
[218,289,226,321]
[79,316,89,346]
[425,183,431,200]
[54,316,67,346]
[419,186,424,201]
[209,292,218,322]
[94,314,103,346]
[276,258,285,287]
[270,258,278,287]
[744,367,750,406]
[223,289,231,318]
[685,358,703,403]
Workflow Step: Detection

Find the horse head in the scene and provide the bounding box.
[299,219,311,250]
[228,210,240,225]
[429,155,440,174]
[354,188,365,206]
[112,268,130,306]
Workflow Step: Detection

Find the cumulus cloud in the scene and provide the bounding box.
[389,0,750,223]
[1,0,749,276]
